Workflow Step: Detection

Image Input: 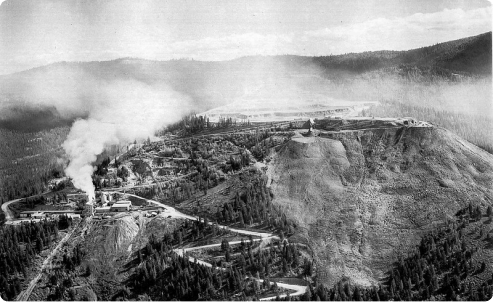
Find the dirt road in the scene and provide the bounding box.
[109,191,277,238]
[7,186,304,301]
[16,221,81,301]
[1,192,51,225]
[1,198,18,222]
[116,192,305,300]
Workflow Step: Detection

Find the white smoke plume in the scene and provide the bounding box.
[57,79,193,202]
[62,120,118,202]
[17,70,191,200]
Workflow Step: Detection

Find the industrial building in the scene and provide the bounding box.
[95,207,111,214]
[19,210,82,220]
[19,211,45,219]
[100,192,114,204]
[110,204,130,212]
[19,210,82,218]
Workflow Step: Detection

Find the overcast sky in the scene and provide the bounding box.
[0,0,491,75]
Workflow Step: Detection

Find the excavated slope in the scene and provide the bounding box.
[84,212,182,265]
[268,127,493,286]
[87,213,141,255]
[81,212,181,300]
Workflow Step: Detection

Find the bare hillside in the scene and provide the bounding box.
[81,213,182,300]
[267,126,493,287]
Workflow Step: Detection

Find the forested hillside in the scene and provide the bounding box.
[0,216,74,300]
[306,31,492,75]
[0,127,69,204]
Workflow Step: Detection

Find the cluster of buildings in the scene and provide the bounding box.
[94,192,132,214]
[19,210,81,220]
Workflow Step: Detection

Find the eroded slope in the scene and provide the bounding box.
[267,127,493,287]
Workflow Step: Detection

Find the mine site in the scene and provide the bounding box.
[0,1,492,301]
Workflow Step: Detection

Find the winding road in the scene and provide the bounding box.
[2,189,306,300]
[1,198,18,222]
[1,191,51,225]
[108,191,307,300]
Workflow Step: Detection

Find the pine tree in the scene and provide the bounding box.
[225,249,231,262]
[221,239,229,252]
[178,230,184,245]
[36,237,43,253]
[239,212,245,228]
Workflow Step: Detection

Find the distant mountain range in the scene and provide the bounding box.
[306,31,492,75]
[0,31,490,132]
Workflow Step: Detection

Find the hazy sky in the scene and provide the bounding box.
[0,0,491,74]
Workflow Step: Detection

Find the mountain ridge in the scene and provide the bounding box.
[0,31,490,132]
[3,31,490,78]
